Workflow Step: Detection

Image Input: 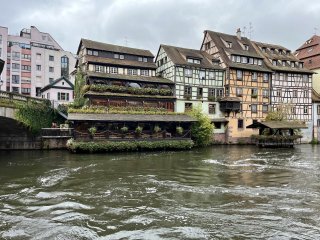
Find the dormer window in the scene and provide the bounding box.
[279,49,283,55]
[291,62,295,68]
[114,54,124,59]
[258,59,263,66]
[226,41,232,48]
[272,60,277,66]
[262,47,267,52]
[87,49,98,56]
[299,62,304,68]
[270,48,275,54]
[244,44,249,51]
[286,50,291,55]
[231,55,236,62]
[282,60,286,67]
[187,58,201,64]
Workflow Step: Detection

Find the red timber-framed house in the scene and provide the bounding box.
[69,39,195,140]
[253,41,313,142]
[201,29,272,143]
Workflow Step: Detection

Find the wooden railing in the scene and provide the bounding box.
[41,128,74,138]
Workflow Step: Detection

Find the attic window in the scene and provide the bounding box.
[279,49,283,55]
[306,39,312,44]
[244,45,249,51]
[272,60,277,66]
[187,58,200,64]
[262,47,266,52]
[299,62,304,68]
[270,48,275,54]
[226,41,232,48]
[286,50,291,55]
[282,61,286,67]
[291,61,295,68]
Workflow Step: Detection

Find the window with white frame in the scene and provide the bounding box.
[251,104,257,113]
[236,70,243,80]
[95,65,104,73]
[263,89,269,98]
[208,71,215,80]
[128,69,138,75]
[199,70,206,80]
[303,106,308,114]
[262,104,268,113]
[252,72,257,81]
[263,73,269,82]
[110,67,118,74]
[236,87,243,96]
[143,57,148,62]
[12,75,20,84]
[303,90,308,98]
[57,92,70,101]
[184,69,192,77]
[141,70,149,76]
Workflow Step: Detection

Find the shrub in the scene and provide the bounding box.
[88,127,97,136]
[176,126,184,135]
[154,125,161,133]
[135,126,143,135]
[120,126,128,133]
[66,139,194,153]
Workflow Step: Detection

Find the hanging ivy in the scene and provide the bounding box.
[15,100,55,134]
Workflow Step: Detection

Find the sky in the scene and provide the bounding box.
[1,0,320,55]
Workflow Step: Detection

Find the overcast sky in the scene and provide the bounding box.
[1,0,320,55]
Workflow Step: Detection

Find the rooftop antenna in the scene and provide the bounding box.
[248,22,253,39]
[124,36,129,47]
[242,26,247,37]
[314,27,318,35]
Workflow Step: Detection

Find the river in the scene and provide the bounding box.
[0,145,320,239]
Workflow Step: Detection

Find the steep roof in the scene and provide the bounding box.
[312,88,320,103]
[295,35,320,70]
[77,38,154,57]
[160,44,223,70]
[40,76,74,93]
[204,30,271,72]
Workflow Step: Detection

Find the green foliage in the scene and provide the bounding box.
[73,69,88,108]
[88,127,97,136]
[310,138,319,145]
[120,126,128,133]
[265,104,291,121]
[188,106,214,147]
[135,126,143,135]
[66,139,194,153]
[89,84,172,96]
[68,105,184,115]
[15,101,55,134]
[176,126,184,135]
[154,125,161,133]
[251,134,303,141]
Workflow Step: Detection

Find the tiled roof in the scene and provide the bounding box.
[295,35,320,70]
[85,55,157,69]
[86,71,174,84]
[160,45,223,70]
[78,38,154,57]
[68,113,196,122]
[205,30,271,72]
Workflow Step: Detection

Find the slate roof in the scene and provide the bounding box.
[160,44,223,70]
[295,35,320,70]
[68,113,196,122]
[40,76,74,93]
[86,71,174,84]
[78,38,154,57]
[247,121,307,129]
[204,30,271,72]
[85,55,157,69]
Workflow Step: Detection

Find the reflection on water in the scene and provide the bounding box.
[1,145,320,239]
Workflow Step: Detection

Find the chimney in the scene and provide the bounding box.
[236,28,241,40]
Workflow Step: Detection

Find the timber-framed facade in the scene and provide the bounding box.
[155,45,227,142]
[201,29,272,143]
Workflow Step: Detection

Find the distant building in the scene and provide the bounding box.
[40,76,74,107]
[0,26,76,97]
[201,29,272,143]
[155,44,227,142]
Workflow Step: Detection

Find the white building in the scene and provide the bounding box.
[0,26,76,97]
[155,44,227,142]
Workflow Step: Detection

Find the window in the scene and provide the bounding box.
[87,49,92,55]
[205,42,211,50]
[208,71,215,80]
[225,86,230,96]
[303,90,308,98]
[128,69,138,75]
[226,41,232,48]
[36,87,41,97]
[304,106,308,114]
[36,53,41,60]
[57,92,70,101]
[199,71,206,80]
[272,60,277,66]
[217,88,224,97]
[187,58,200,64]
[291,107,296,114]
[22,65,31,71]
[309,59,312,64]
[138,57,143,62]
[262,104,268,113]
[120,55,124,60]
[238,119,244,129]
[88,50,98,56]
[141,70,149,76]
[244,45,249,51]
[231,55,236,62]
[276,89,281,97]
[258,59,263,65]
[22,54,31,60]
[61,56,69,77]
[282,60,286,67]
[252,72,257,81]
[249,58,254,64]
[241,56,248,64]
[303,75,308,83]
[185,103,193,112]
[36,65,41,71]
[143,57,148,62]
[12,63,20,70]
[251,88,258,98]
[185,69,192,77]
[12,87,19,93]
[12,52,20,60]
[49,55,54,61]
[293,90,298,97]
[317,105,320,115]
[49,67,54,73]
[209,104,216,114]
[12,75,20,84]
[0,34,2,44]
[197,87,203,98]
[251,104,257,113]
[184,86,192,98]
[291,62,295,68]
[263,73,269,82]
[299,62,304,68]
[110,67,118,74]
[236,70,243,80]
[214,122,221,129]
[95,65,104,73]
[262,47,266,52]
[236,88,243,97]
[49,78,54,83]
[21,88,31,94]
[236,56,241,63]
[317,119,320,127]
[263,89,269,98]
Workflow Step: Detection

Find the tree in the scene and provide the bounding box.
[265,103,292,121]
[188,106,214,147]
[73,69,88,108]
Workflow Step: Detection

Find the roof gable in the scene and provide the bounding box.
[40,76,74,93]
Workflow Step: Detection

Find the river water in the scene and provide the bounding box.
[0,145,320,239]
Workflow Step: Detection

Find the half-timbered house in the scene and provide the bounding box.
[201,29,272,143]
[155,45,227,142]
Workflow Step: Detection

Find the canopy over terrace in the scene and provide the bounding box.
[246,121,307,147]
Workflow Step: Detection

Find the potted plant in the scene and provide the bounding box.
[88,126,97,139]
[154,125,161,133]
[176,126,184,136]
[135,126,143,138]
[120,126,128,138]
